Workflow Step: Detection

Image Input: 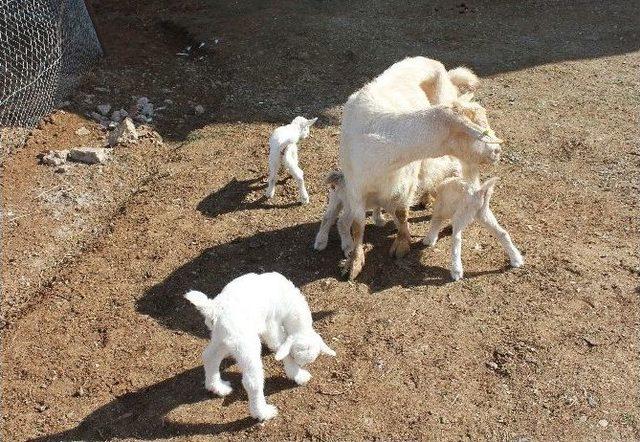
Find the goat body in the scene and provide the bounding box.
[423,177,524,280]
[185,272,335,421]
[265,116,317,204]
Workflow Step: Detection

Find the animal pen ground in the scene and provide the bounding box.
[1,0,639,440]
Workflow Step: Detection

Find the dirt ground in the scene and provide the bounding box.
[2,1,639,440]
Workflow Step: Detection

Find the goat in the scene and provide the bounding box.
[423,177,524,280]
[336,58,502,279]
[184,272,335,421]
[265,116,317,204]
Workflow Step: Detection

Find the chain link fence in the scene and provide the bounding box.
[0,0,103,158]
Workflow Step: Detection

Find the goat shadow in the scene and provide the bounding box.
[30,366,298,441]
[136,212,453,339]
[196,176,300,218]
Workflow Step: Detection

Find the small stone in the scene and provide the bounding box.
[108,117,138,146]
[40,150,69,166]
[68,147,109,164]
[96,104,111,115]
[164,98,174,105]
[137,97,150,107]
[486,361,499,370]
[598,419,608,428]
[55,165,69,174]
[194,104,205,115]
[110,109,128,122]
[587,393,599,408]
[140,102,154,117]
[73,386,87,397]
[473,243,482,251]
[89,111,105,122]
[75,126,90,136]
[35,403,47,412]
[297,51,310,61]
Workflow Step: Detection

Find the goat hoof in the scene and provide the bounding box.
[340,251,364,280]
[314,236,328,251]
[252,404,278,421]
[450,269,463,281]
[422,236,437,247]
[389,238,410,258]
[373,214,387,227]
[510,254,524,268]
[293,369,312,385]
[207,380,233,396]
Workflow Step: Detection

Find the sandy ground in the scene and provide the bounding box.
[2,1,639,440]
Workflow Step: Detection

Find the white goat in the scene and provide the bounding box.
[337,57,502,279]
[423,176,524,280]
[313,155,462,253]
[265,116,318,204]
[184,272,335,421]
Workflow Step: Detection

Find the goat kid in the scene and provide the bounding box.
[423,177,524,280]
[184,272,335,421]
[265,116,318,204]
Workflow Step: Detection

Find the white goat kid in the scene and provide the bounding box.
[423,177,524,280]
[184,272,335,421]
[265,116,318,204]
[338,58,503,279]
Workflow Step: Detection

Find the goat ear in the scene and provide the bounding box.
[307,117,318,126]
[319,337,336,357]
[274,336,294,361]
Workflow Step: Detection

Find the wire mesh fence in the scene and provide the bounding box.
[0,0,102,158]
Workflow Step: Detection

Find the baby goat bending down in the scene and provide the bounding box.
[423,176,524,280]
[184,272,335,421]
[265,116,318,204]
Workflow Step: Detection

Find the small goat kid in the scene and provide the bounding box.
[265,116,318,204]
[423,176,524,280]
[184,272,335,421]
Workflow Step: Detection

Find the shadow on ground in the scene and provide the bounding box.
[77,0,638,141]
[31,367,297,441]
[196,177,299,218]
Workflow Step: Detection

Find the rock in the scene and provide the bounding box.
[587,394,599,407]
[55,165,69,174]
[164,98,174,105]
[73,386,87,397]
[97,104,111,115]
[194,104,205,115]
[296,51,310,61]
[89,111,106,123]
[598,419,608,428]
[35,403,48,412]
[75,126,90,136]
[140,102,154,117]
[486,361,499,370]
[108,117,138,146]
[137,96,149,108]
[68,147,109,164]
[110,109,128,122]
[40,150,69,166]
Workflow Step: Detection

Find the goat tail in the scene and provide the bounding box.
[478,177,500,211]
[325,170,345,189]
[448,67,479,92]
[184,290,215,317]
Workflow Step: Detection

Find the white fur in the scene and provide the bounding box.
[265,116,318,204]
[333,57,500,278]
[184,272,335,421]
[423,177,524,280]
